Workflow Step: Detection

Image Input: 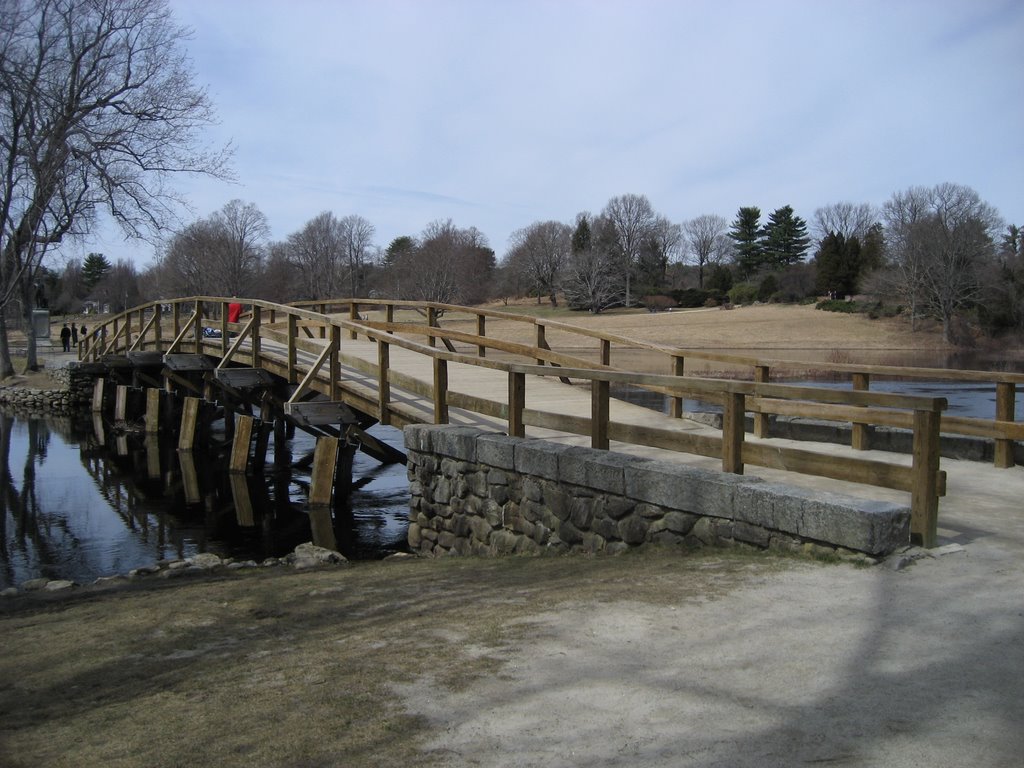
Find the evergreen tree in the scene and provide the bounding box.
[81,253,111,290]
[728,207,764,278]
[763,205,810,269]
[814,232,862,297]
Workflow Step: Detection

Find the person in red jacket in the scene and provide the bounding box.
[228,301,243,323]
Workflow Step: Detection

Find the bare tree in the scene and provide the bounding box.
[601,194,657,308]
[682,214,731,288]
[286,211,346,299]
[339,214,375,298]
[505,220,572,306]
[0,0,230,375]
[393,220,494,306]
[562,213,623,313]
[208,200,269,296]
[812,201,878,242]
[883,183,1002,342]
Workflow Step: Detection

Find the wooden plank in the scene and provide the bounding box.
[214,367,276,389]
[722,392,745,474]
[592,379,609,449]
[178,397,201,451]
[347,424,407,465]
[145,387,161,434]
[753,365,770,438]
[670,355,684,419]
[113,385,128,421]
[851,372,871,450]
[229,414,255,473]
[127,351,164,367]
[433,357,448,424]
[748,397,916,430]
[92,377,106,413]
[742,442,922,494]
[994,382,1016,468]
[911,409,941,548]
[164,353,215,371]
[508,371,526,437]
[284,400,360,427]
[309,436,340,506]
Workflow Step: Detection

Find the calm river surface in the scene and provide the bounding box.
[2,368,1021,589]
[0,411,409,590]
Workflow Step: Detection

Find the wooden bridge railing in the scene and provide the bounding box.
[80,296,960,547]
[289,298,1023,469]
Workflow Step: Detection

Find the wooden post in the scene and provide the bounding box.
[378,339,391,425]
[253,420,272,474]
[309,436,340,507]
[92,377,106,413]
[145,387,161,434]
[508,371,525,438]
[154,304,162,350]
[220,301,229,356]
[753,365,770,438]
[477,314,486,357]
[229,414,254,473]
[385,303,394,332]
[145,434,161,480]
[178,396,200,451]
[348,302,359,340]
[115,385,128,422]
[670,355,685,418]
[427,306,437,347]
[722,391,745,474]
[910,408,941,548]
[192,301,203,354]
[851,372,872,450]
[994,382,1016,468]
[230,474,255,527]
[592,378,610,450]
[287,313,298,383]
[250,305,262,365]
[536,324,546,365]
[172,301,181,340]
[600,339,611,367]
[329,324,341,401]
[433,357,448,424]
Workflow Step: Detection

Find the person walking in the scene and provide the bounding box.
[59,324,71,352]
[71,323,78,346]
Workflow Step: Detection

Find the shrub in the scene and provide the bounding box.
[728,282,759,305]
[670,288,716,308]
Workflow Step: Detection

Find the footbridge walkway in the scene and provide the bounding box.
[78,297,1024,550]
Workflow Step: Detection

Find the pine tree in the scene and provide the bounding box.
[815,232,862,297]
[81,253,111,290]
[728,207,764,278]
[763,206,810,269]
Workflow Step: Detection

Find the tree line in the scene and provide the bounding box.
[49,183,1022,348]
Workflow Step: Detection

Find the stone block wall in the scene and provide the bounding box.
[0,363,93,412]
[405,425,910,559]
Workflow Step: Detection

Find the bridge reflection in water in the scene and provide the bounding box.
[0,409,409,590]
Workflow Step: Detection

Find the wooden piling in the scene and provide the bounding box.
[310,436,340,507]
[229,414,255,473]
[145,387,161,434]
[178,396,200,451]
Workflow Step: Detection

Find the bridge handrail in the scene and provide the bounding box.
[82,296,999,547]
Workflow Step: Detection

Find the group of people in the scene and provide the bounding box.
[58,322,87,353]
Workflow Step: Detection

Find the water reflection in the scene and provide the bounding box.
[0,409,410,590]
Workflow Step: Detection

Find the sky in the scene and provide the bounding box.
[65,0,1024,268]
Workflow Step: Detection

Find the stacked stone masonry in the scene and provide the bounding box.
[0,363,93,412]
[405,424,910,559]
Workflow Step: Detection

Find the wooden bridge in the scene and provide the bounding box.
[78,297,1024,549]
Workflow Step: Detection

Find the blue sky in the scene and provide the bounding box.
[69,0,1024,267]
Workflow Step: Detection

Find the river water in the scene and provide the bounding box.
[2,365,1021,589]
[0,410,410,590]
